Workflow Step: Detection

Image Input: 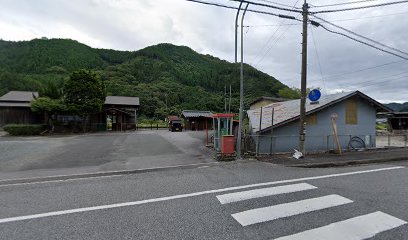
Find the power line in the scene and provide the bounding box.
[312,15,408,56]
[337,70,408,87]
[321,60,404,81]
[311,0,408,14]
[322,11,408,22]
[253,0,302,9]
[313,22,408,60]
[244,23,301,27]
[347,74,408,89]
[311,0,377,8]
[229,0,303,13]
[184,0,298,18]
[251,0,301,66]
[310,27,327,94]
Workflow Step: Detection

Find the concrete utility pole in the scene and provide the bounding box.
[299,0,309,155]
[237,3,249,159]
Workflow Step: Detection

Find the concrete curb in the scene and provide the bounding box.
[0,160,252,186]
[286,156,408,168]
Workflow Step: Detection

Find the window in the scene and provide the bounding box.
[345,100,358,124]
[306,114,317,125]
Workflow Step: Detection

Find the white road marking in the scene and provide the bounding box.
[0,162,220,187]
[217,183,317,204]
[0,166,403,224]
[232,195,353,226]
[274,211,407,240]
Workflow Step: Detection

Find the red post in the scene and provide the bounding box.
[206,119,209,146]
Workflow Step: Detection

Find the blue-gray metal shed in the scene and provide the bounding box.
[247,91,391,153]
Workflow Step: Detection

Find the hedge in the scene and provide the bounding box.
[3,124,46,136]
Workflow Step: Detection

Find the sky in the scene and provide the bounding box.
[0,0,407,103]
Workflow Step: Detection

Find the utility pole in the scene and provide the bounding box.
[235,1,244,63]
[299,0,309,155]
[237,3,249,159]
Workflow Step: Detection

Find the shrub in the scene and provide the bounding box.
[3,124,46,136]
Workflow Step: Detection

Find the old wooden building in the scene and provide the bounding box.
[0,91,42,128]
[181,110,213,131]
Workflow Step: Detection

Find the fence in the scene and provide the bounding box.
[243,133,408,155]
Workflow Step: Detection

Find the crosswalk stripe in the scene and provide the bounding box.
[273,211,407,240]
[232,194,353,226]
[217,183,317,204]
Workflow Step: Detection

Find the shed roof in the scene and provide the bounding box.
[104,96,139,106]
[168,115,181,121]
[248,91,391,133]
[181,110,213,118]
[0,91,38,102]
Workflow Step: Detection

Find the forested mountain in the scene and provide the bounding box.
[0,38,294,118]
[385,102,408,112]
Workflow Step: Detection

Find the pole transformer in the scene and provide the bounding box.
[299,0,309,155]
[237,3,249,159]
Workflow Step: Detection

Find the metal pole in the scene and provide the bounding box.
[224,85,227,112]
[228,85,232,113]
[257,107,263,156]
[269,107,274,155]
[235,1,244,63]
[299,0,309,155]
[237,3,249,159]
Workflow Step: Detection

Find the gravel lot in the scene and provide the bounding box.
[0,130,214,178]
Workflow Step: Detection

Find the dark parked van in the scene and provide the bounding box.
[168,116,183,132]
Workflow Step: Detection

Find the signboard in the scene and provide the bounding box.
[308,89,321,102]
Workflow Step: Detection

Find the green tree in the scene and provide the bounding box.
[64,69,106,131]
[31,97,66,132]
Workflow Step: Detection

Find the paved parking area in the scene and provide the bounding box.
[0,130,214,180]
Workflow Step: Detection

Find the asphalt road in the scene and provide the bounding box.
[0,161,407,239]
[0,130,214,179]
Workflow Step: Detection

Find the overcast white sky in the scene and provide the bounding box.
[1,0,407,103]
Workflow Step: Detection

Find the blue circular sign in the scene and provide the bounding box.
[308,89,321,102]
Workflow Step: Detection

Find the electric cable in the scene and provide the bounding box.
[314,22,408,60]
[311,0,408,14]
[310,27,327,94]
[185,0,299,18]
[312,15,408,56]
[253,0,302,9]
[321,11,408,23]
[229,0,303,13]
[318,60,404,81]
[311,0,377,8]
[250,0,301,66]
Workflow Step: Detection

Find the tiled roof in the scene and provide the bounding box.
[247,91,390,133]
[0,91,38,102]
[105,96,139,106]
[181,110,213,118]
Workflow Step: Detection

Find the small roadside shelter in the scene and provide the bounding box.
[0,91,42,127]
[378,112,408,133]
[103,96,139,131]
[181,110,213,131]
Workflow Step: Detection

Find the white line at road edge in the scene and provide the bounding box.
[217,183,317,204]
[0,166,404,224]
[273,211,407,240]
[232,194,353,226]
